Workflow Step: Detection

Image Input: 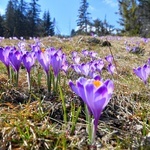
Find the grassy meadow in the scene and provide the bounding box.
[0,35,150,150]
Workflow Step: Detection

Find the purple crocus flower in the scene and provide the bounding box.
[18,42,26,51]
[69,76,114,141]
[105,55,113,63]
[71,51,78,57]
[22,51,36,90]
[89,51,97,59]
[71,64,82,74]
[61,61,69,73]
[125,45,131,52]
[36,50,51,74]
[22,52,36,73]
[82,49,89,56]
[147,58,150,65]
[80,63,90,76]
[133,64,150,84]
[88,61,97,77]
[0,47,11,79]
[0,46,11,68]
[36,49,52,93]
[51,51,63,77]
[9,50,22,72]
[30,41,41,53]
[9,49,22,86]
[95,59,104,72]
[143,38,148,43]
[72,56,80,64]
[107,63,115,75]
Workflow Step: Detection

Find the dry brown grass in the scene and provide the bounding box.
[0,35,150,149]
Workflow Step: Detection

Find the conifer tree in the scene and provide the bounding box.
[27,0,41,37]
[76,0,90,34]
[118,0,141,35]
[5,0,16,37]
[43,10,55,36]
[0,14,4,36]
[93,18,103,36]
[137,0,150,36]
[17,0,28,37]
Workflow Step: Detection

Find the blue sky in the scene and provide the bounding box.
[0,0,121,35]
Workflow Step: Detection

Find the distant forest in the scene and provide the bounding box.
[0,0,150,38]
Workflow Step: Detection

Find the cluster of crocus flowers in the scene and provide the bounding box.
[69,75,114,145]
[71,51,105,78]
[71,60,104,78]
[0,43,69,93]
[36,47,68,93]
[71,50,116,79]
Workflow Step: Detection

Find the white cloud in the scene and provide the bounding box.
[89,5,95,11]
[0,7,5,15]
[103,0,117,7]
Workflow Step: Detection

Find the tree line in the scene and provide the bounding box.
[76,0,150,37]
[0,0,116,38]
[74,0,116,36]
[0,0,150,38]
[118,0,150,37]
[0,0,55,38]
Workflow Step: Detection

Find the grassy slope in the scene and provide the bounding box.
[0,35,150,150]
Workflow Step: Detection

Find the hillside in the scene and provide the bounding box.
[0,35,150,150]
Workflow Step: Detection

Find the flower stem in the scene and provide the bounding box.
[16,71,19,87]
[27,72,31,91]
[85,105,92,144]
[46,72,51,94]
[59,85,67,124]
[91,119,96,145]
[7,66,10,81]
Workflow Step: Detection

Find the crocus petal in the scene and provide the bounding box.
[76,79,87,103]
[36,50,50,74]
[105,55,113,63]
[107,63,115,75]
[84,82,95,112]
[94,75,101,81]
[72,64,81,74]
[22,52,35,73]
[0,47,10,67]
[104,80,114,95]
[9,50,22,72]
[94,85,108,105]
[93,98,106,129]
[51,53,62,77]
[80,63,90,76]
[82,49,89,56]
[72,56,80,64]
[69,80,79,96]
[72,51,78,57]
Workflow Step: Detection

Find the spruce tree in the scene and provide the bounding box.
[93,18,103,36]
[76,0,90,34]
[118,0,141,36]
[27,0,40,37]
[17,0,28,37]
[137,0,150,36]
[43,10,55,36]
[5,0,16,37]
[0,14,4,36]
